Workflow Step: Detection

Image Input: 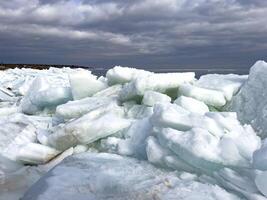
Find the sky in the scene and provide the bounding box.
[0,0,267,70]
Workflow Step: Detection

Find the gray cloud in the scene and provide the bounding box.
[0,0,266,71]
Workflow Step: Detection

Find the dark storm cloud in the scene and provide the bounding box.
[0,0,266,70]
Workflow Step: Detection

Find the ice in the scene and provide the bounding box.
[0,106,19,116]
[196,74,247,101]
[1,64,267,199]
[21,76,72,114]
[174,95,209,114]
[0,156,42,200]
[56,96,121,119]
[119,72,195,101]
[117,117,153,159]
[150,103,192,131]
[228,60,267,138]
[142,90,171,106]
[1,124,37,161]
[93,84,123,98]
[47,112,132,151]
[16,143,61,165]
[69,70,106,100]
[21,153,240,200]
[125,104,154,119]
[179,83,226,108]
[106,66,152,85]
[253,139,267,170]
[255,171,267,197]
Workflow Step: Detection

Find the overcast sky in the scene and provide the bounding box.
[0,0,267,70]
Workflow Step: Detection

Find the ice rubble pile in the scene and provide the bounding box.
[1,63,267,200]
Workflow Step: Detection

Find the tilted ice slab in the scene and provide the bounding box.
[100,117,153,159]
[47,112,132,151]
[119,72,195,101]
[22,153,240,200]
[56,96,121,119]
[106,66,152,85]
[228,61,267,138]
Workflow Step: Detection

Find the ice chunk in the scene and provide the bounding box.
[1,124,37,161]
[73,144,89,154]
[255,171,267,197]
[253,139,267,170]
[56,96,122,119]
[156,124,260,172]
[69,70,106,100]
[16,143,61,165]
[21,76,72,114]
[106,66,152,85]
[179,83,226,107]
[228,60,267,138]
[93,84,122,98]
[196,74,247,101]
[0,106,19,116]
[120,72,195,101]
[47,113,132,151]
[126,104,153,119]
[150,103,192,131]
[116,118,152,159]
[22,153,240,200]
[146,136,195,173]
[151,103,260,170]
[174,95,209,114]
[142,90,171,106]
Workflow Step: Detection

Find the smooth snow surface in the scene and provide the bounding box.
[0,63,267,200]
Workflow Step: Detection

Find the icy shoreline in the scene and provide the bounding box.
[1,61,267,200]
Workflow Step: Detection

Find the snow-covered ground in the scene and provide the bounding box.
[1,61,267,200]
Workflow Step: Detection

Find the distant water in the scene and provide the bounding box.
[91,67,249,78]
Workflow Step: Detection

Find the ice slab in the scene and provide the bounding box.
[119,72,195,101]
[228,60,267,138]
[174,95,209,114]
[69,70,106,100]
[253,139,267,171]
[179,83,226,108]
[21,76,72,114]
[150,103,260,170]
[142,90,171,106]
[255,171,267,197]
[106,66,152,85]
[111,117,153,159]
[21,153,240,200]
[16,143,61,165]
[196,74,247,101]
[47,112,132,151]
[56,96,121,119]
